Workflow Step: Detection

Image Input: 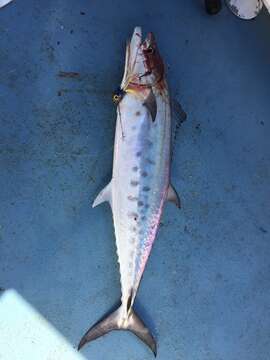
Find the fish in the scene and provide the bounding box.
[78,27,181,356]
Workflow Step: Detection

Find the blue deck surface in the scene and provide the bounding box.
[1,1,270,359]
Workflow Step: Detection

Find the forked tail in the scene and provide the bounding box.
[78,304,157,356]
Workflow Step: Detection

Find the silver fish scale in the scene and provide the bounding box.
[112,90,171,302]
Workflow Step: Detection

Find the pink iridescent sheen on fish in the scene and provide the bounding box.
[78,27,180,356]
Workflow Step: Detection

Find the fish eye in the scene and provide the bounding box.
[113,88,125,103]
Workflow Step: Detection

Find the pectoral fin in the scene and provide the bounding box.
[167,184,181,208]
[143,88,157,122]
[92,181,112,208]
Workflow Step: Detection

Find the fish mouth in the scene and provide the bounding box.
[120,27,164,89]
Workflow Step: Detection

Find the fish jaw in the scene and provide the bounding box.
[121,27,165,90]
[121,27,143,89]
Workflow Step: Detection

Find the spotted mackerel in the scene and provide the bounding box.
[78,27,180,356]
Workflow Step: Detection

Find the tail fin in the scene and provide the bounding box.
[78,304,157,356]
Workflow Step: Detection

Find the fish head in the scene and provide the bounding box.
[121,27,165,89]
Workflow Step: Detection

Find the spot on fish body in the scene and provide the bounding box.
[143,186,150,192]
[128,212,138,221]
[127,195,138,201]
[146,158,155,165]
